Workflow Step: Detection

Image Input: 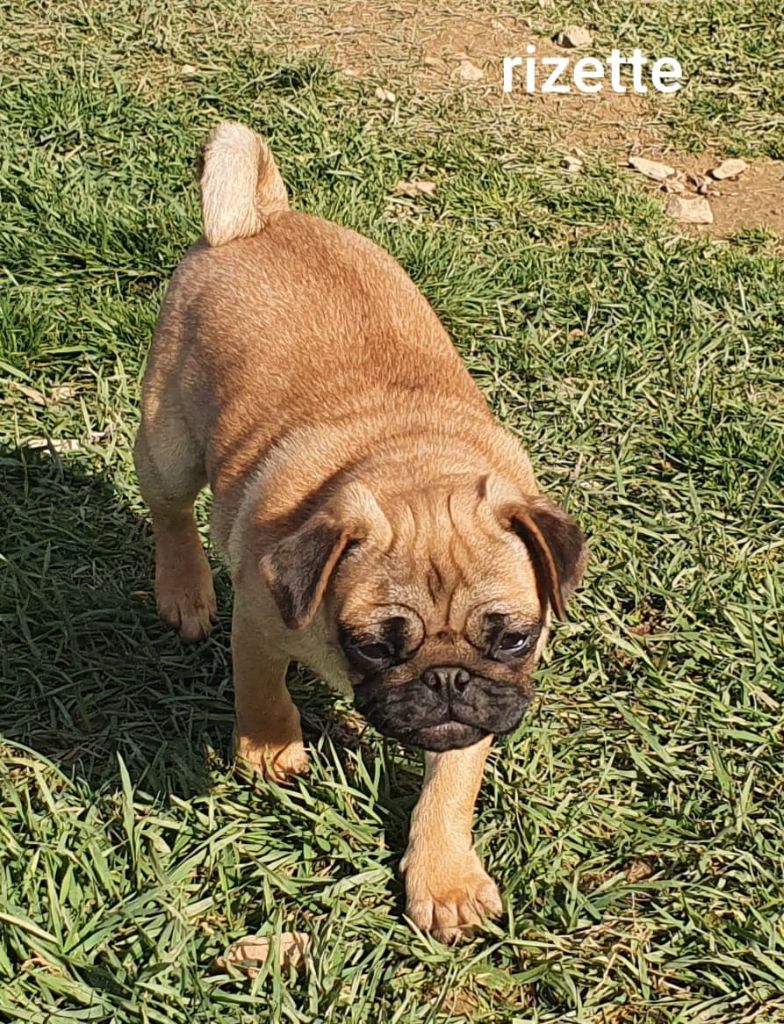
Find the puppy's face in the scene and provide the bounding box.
[334,486,548,751]
[261,476,587,752]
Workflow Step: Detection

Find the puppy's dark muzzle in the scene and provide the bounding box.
[354,665,531,752]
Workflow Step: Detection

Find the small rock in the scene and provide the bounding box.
[50,384,78,403]
[628,156,675,182]
[709,158,749,180]
[625,858,654,883]
[689,173,720,196]
[28,437,81,453]
[456,60,484,82]
[665,196,714,225]
[180,63,197,76]
[374,86,396,103]
[562,156,583,174]
[555,26,593,49]
[214,933,310,977]
[10,381,46,406]
[395,179,437,197]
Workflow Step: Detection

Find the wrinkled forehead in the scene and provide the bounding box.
[339,496,543,633]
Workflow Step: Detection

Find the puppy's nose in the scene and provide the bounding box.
[422,666,471,696]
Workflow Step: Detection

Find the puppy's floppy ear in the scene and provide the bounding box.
[509,497,588,620]
[260,483,390,630]
[481,476,588,620]
[260,514,353,630]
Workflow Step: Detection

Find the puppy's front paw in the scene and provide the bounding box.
[234,734,310,783]
[401,846,503,944]
[156,564,217,641]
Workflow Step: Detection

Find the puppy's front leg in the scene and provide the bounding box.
[401,736,502,943]
[231,593,309,782]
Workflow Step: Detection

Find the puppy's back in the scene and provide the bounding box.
[144,123,490,507]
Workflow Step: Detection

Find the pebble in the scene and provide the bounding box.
[214,933,310,976]
[395,179,437,197]
[709,158,749,180]
[562,156,583,174]
[628,156,675,181]
[555,26,594,49]
[665,196,714,224]
[456,60,485,82]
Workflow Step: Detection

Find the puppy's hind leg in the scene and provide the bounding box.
[134,409,217,641]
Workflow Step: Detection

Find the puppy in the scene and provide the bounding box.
[134,122,587,943]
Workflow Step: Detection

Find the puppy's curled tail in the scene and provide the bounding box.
[199,121,289,247]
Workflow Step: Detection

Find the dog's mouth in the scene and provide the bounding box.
[406,721,488,752]
[353,672,530,752]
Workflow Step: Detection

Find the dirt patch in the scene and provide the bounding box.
[620,152,784,238]
[255,0,663,152]
[253,0,784,239]
[673,157,784,238]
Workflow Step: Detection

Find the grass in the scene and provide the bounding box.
[1,1,783,1021]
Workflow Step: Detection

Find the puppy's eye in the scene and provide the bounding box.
[354,641,393,668]
[495,632,534,657]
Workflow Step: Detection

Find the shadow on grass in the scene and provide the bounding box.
[0,443,233,799]
[0,444,422,831]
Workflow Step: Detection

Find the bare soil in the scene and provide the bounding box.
[253,0,784,238]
